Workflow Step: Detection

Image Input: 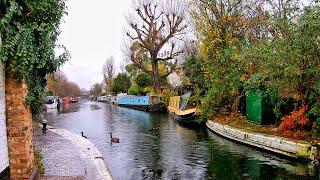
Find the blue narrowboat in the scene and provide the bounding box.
[116,95,166,112]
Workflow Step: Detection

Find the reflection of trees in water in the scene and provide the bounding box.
[205,131,318,179]
[59,103,81,114]
[160,120,210,179]
[115,107,166,179]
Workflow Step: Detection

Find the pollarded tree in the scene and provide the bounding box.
[125,0,187,94]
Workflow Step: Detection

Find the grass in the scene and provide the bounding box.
[34,150,44,175]
[211,114,278,136]
[210,114,318,142]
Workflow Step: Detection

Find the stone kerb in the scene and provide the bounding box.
[46,126,113,180]
[206,120,316,160]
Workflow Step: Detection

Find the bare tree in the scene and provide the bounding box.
[102,56,115,93]
[125,0,188,93]
[46,71,81,97]
[90,83,102,97]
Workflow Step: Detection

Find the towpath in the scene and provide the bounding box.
[33,123,112,180]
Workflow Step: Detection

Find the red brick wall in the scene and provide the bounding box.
[5,73,34,179]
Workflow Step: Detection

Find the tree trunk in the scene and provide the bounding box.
[151,56,161,94]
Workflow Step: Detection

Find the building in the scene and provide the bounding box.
[0,63,9,177]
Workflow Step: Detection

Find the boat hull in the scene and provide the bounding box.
[116,95,166,112]
[118,103,167,112]
[45,103,57,109]
[169,111,197,121]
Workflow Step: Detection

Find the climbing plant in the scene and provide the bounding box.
[0,0,69,114]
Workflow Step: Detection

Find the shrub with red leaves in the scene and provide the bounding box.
[278,105,311,139]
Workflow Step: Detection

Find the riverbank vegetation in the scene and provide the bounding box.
[184,0,320,139]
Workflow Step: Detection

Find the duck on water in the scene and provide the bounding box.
[110,132,120,143]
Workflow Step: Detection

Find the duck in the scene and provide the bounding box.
[110,132,120,143]
[81,131,87,139]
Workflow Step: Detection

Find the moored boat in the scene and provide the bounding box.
[168,92,198,123]
[70,97,78,103]
[45,96,58,109]
[116,95,166,112]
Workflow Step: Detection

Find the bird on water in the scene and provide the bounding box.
[110,132,120,143]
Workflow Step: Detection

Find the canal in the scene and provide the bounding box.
[45,99,319,179]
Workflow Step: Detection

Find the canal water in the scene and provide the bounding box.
[45,99,319,180]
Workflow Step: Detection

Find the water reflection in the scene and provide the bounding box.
[45,100,319,180]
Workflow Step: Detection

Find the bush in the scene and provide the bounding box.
[112,73,131,93]
[128,84,140,95]
[308,101,320,123]
[162,91,176,105]
[143,87,152,94]
[278,105,311,139]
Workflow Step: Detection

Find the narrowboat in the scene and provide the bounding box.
[45,96,58,109]
[97,95,117,104]
[168,92,198,123]
[116,95,166,112]
[70,97,78,103]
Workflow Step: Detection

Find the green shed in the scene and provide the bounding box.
[246,90,275,125]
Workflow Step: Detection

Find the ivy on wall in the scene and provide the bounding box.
[0,0,69,114]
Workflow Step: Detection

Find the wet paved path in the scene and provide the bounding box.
[33,123,112,180]
[33,124,86,180]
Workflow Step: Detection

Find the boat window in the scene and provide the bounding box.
[45,99,54,104]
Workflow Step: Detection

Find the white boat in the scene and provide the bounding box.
[45,96,58,109]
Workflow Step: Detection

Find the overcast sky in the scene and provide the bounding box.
[57,0,131,90]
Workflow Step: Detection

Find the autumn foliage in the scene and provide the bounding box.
[278,105,311,139]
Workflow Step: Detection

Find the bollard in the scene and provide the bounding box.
[42,119,48,132]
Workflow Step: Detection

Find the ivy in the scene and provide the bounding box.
[0,0,69,114]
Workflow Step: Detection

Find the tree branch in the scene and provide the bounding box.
[161,59,178,78]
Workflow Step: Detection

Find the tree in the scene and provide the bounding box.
[112,73,131,94]
[136,73,152,88]
[182,56,205,90]
[189,0,271,116]
[128,84,140,95]
[125,63,140,80]
[102,56,115,92]
[46,71,81,97]
[125,0,187,93]
[90,83,102,97]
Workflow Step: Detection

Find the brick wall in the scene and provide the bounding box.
[0,63,9,174]
[5,72,34,179]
